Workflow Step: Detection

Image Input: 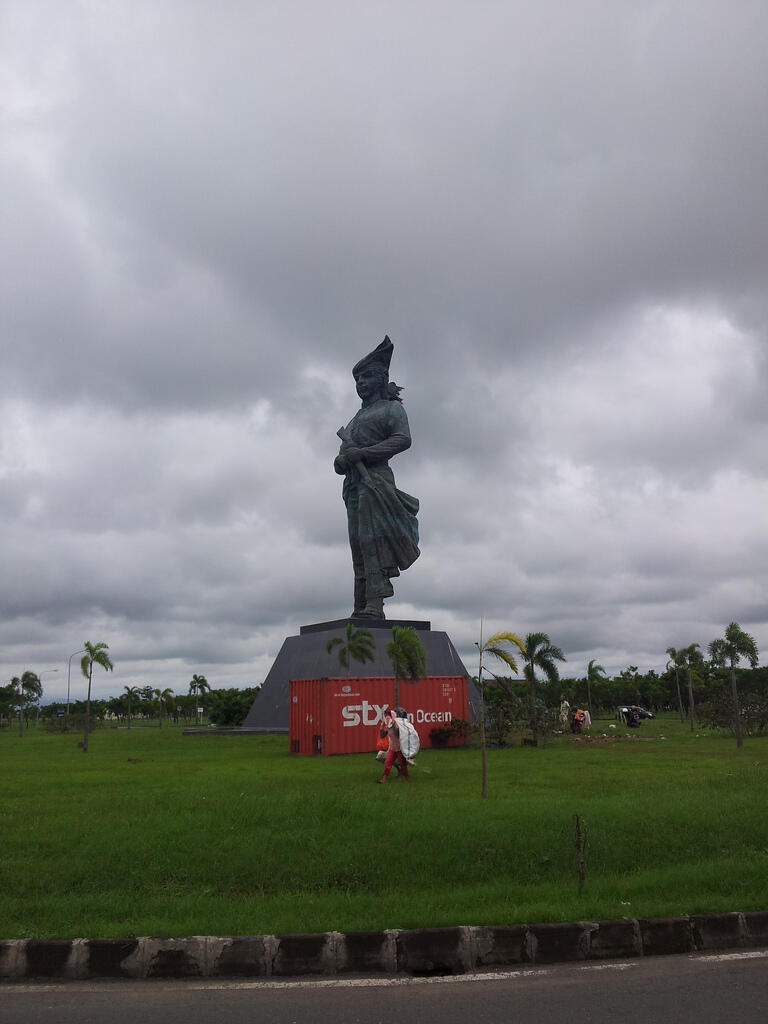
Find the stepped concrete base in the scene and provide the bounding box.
[242,617,473,733]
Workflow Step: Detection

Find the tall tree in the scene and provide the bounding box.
[665,647,687,722]
[709,622,760,748]
[386,625,426,710]
[585,658,606,716]
[189,674,211,723]
[153,687,175,728]
[123,685,141,729]
[521,632,566,746]
[11,671,42,737]
[682,643,703,732]
[476,630,524,799]
[80,641,114,753]
[326,623,376,677]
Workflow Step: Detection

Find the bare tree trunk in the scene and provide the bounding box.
[480,712,488,799]
[731,661,743,748]
[687,673,695,733]
[674,666,684,723]
[83,664,92,753]
[530,674,538,747]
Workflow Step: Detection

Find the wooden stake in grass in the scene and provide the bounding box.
[574,814,586,894]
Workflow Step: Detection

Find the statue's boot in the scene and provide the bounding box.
[352,578,367,617]
[360,597,385,619]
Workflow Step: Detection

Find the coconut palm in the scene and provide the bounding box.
[123,685,141,729]
[326,623,376,676]
[476,629,524,799]
[386,625,426,711]
[709,622,759,748]
[153,687,175,728]
[11,671,42,737]
[585,658,606,716]
[682,643,703,732]
[189,674,211,723]
[665,647,687,723]
[521,632,566,746]
[81,641,114,753]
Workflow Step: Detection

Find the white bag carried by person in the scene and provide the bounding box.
[395,716,420,762]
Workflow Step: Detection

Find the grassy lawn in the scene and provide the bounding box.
[1,716,766,939]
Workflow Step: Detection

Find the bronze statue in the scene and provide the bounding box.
[334,337,420,618]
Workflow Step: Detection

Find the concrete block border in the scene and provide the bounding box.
[1,912,766,981]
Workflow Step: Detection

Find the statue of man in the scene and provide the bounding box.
[334,337,420,618]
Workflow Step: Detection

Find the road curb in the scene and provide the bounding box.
[1,912,767,981]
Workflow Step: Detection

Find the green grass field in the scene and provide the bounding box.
[1,716,767,939]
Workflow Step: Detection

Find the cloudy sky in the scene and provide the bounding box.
[2,1,766,705]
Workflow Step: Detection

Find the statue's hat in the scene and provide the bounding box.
[352,336,393,377]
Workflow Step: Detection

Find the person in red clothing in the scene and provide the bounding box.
[377,712,409,783]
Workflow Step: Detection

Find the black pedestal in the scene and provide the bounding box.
[241,618,470,732]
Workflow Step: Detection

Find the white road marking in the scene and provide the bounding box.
[579,962,636,971]
[3,970,552,993]
[693,950,768,962]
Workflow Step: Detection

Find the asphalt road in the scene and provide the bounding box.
[2,950,767,1024]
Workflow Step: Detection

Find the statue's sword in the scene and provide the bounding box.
[337,427,376,489]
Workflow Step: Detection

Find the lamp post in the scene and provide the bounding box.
[67,649,86,724]
[475,631,489,800]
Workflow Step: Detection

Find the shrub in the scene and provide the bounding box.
[44,714,101,734]
[429,718,470,748]
[207,687,261,727]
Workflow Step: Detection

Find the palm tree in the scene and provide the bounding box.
[123,685,141,729]
[709,622,760,748]
[326,623,376,677]
[153,687,175,728]
[476,629,524,799]
[682,643,703,733]
[189,674,211,723]
[80,641,114,753]
[665,647,687,723]
[386,625,426,711]
[521,632,566,746]
[585,658,606,717]
[11,671,42,737]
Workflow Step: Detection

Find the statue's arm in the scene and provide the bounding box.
[360,432,411,462]
[358,404,412,463]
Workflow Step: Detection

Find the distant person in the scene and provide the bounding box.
[559,696,571,728]
[377,711,409,783]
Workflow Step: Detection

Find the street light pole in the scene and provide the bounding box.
[475,622,489,800]
[67,649,86,724]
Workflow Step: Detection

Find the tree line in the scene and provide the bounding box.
[3,622,761,749]
[479,621,762,750]
[2,664,262,732]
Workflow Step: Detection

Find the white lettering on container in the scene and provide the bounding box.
[341,701,390,727]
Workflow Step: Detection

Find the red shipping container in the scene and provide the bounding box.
[289,676,468,755]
